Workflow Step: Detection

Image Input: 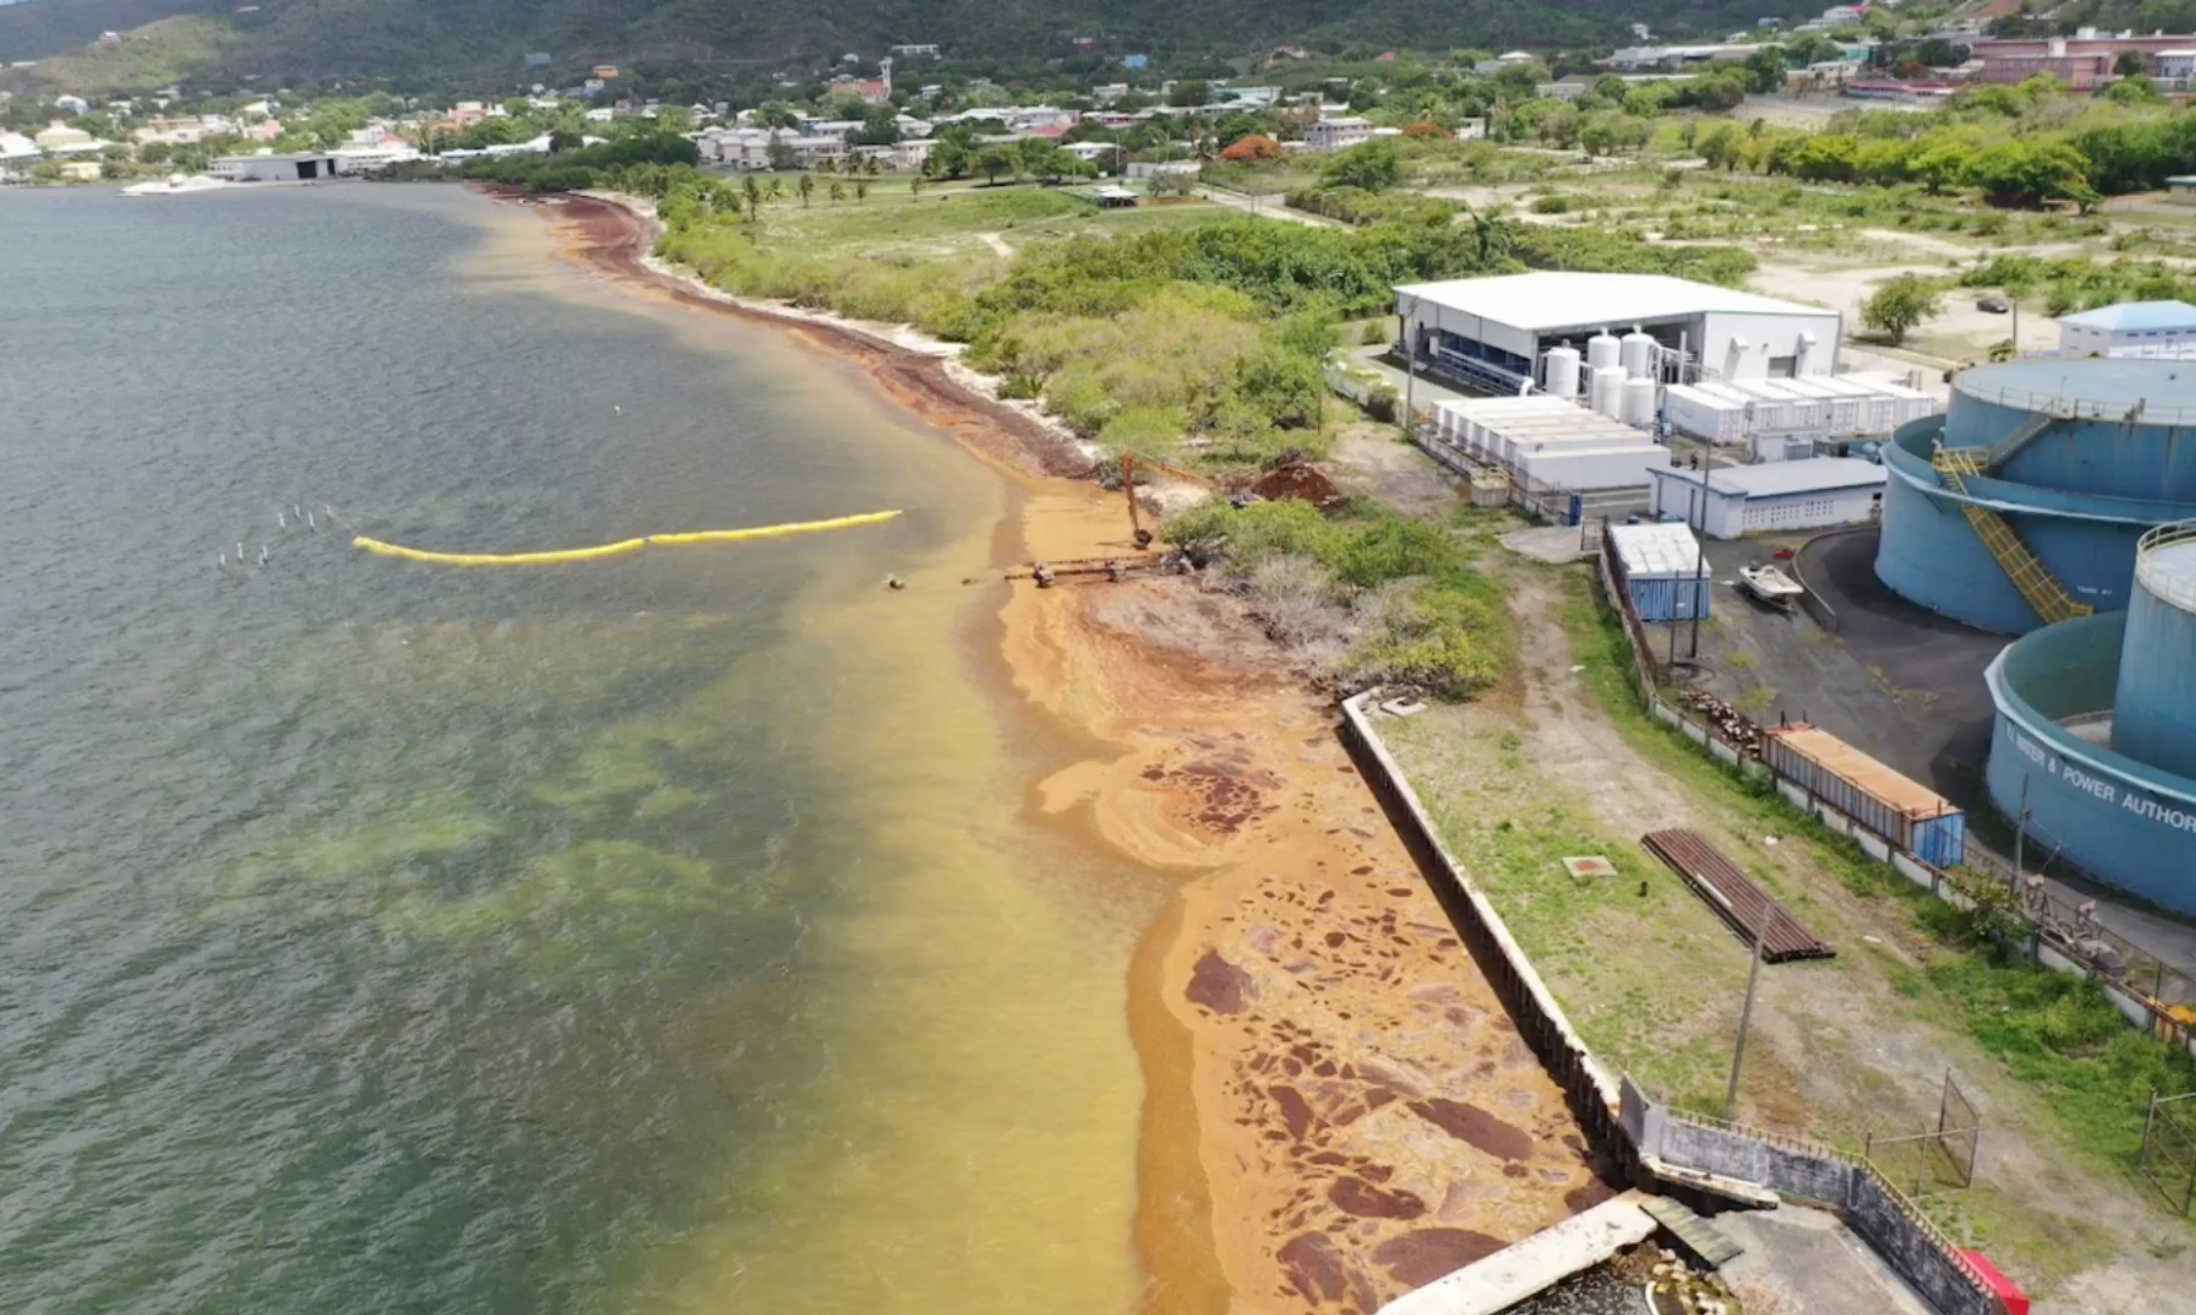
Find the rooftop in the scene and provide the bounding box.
[2057,299,2196,332]
[1651,456,1887,498]
[1766,724,1956,818]
[1608,520,1704,576]
[1395,272,1835,334]
[1955,356,2196,419]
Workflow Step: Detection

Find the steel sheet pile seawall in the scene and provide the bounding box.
[1763,724,1966,867]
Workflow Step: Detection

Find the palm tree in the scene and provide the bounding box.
[854,179,870,204]
[796,173,814,207]
[765,177,785,203]
[827,179,845,205]
[741,174,762,222]
[910,174,924,197]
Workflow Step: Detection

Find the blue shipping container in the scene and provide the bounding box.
[1626,573,1714,623]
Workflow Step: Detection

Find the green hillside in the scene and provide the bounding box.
[0,0,1818,91]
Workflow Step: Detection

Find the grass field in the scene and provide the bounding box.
[1378,555,2196,1293]
[734,178,1226,265]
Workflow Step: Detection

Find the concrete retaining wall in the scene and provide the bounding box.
[1341,692,1629,1169]
[1347,695,2013,1315]
[1375,1193,1657,1315]
[1622,1078,2002,1315]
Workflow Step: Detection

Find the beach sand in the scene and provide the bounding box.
[516,187,1610,1315]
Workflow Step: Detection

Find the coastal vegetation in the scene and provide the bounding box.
[631,156,1758,471]
[1160,499,1511,699]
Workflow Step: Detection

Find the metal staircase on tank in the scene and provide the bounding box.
[1932,446,2095,625]
[1980,400,2074,470]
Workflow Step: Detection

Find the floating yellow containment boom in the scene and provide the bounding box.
[352,509,902,566]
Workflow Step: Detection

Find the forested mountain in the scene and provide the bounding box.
[0,0,1816,89]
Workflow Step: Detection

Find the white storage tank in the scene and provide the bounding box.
[1543,343,1582,398]
[1620,328,1657,380]
[1591,366,1626,419]
[1622,376,1657,427]
[1586,330,1621,373]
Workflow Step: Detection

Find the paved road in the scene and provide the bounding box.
[1688,528,2196,983]
[1195,185,1341,228]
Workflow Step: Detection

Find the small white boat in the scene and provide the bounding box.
[1738,563,1805,609]
[122,173,232,197]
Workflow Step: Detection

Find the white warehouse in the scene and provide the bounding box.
[1394,272,1843,395]
[1647,457,1887,539]
[2056,300,2196,357]
[209,152,340,182]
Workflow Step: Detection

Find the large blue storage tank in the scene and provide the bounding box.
[1875,360,2196,634]
[2113,523,2196,780]
[1948,360,2196,502]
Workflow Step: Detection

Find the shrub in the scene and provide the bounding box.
[1530,194,1572,214]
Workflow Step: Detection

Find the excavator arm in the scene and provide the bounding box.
[1119,453,1210,548]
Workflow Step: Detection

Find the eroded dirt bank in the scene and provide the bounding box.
[515,186,1608,1315]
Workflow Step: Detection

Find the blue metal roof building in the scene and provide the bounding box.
[2059,299,2196,355]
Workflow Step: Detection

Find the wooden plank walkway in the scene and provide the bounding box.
[1641,828,1834,963]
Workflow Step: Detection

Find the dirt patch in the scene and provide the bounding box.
[1187,949,1256,1015]
[1372,1228,1509,1287]
[1250,461,1345,509]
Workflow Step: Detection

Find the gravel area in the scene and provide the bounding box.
[1506,1263,1649,1315]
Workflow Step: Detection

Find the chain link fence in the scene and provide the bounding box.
[2140,1090,2196,1217]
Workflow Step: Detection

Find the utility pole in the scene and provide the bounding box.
[2014,773,2030,890]
[1688,428,1718,660]
[1402,294,1418,435]
[1725,902,1767,1123]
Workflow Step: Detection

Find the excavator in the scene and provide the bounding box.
[1116,452,1212,549]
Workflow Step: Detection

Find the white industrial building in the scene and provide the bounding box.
[1394,272,1844,395]
[1662,374,1936,450]
[1647,457,1887,539]
[2057,300,2196,357]
[209,152,340,181]
[1428,394,1671,491]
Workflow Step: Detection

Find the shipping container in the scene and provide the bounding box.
[1763,724,1965,865]
[1519,442,1673,491]
[1607,521,1711,621]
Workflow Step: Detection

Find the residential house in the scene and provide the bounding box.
[34,120,109,156]
[54,93,89,115]
[828,58,893,105]
[134,116,212,145]
[890,43,941,58]
[698,127,846,169]
[1972,30,2196,88]
[0,130,38,179]
[1306,116,1374,152]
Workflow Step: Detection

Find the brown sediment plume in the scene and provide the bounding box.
[515,187,1610,1315]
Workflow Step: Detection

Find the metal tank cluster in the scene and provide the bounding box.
[1893,359,2196,910]
[1875,358,2196,634]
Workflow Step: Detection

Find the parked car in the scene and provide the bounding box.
[1977,294,2010,313]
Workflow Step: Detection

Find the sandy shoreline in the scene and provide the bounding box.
[509,184,1609,1315]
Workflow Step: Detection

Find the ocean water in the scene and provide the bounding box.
[0,185,1160,1314]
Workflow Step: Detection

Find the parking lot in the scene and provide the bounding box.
[1664,525,2196,973]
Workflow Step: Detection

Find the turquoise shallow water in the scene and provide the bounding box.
[0,184,1156,1315]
